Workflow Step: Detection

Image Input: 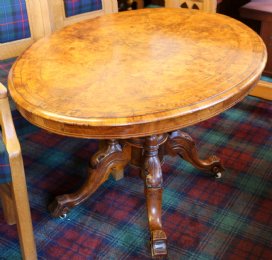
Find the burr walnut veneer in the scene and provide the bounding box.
[8,8,266,257]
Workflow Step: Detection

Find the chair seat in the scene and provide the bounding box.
[0,138,11,184]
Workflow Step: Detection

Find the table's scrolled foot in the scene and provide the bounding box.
[166,130,224,177]
[48,140,131,218]
[48,195,71,218]
[150,230,167,257]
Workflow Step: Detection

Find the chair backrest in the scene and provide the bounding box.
[0,0,118,59]
[48,0,118,32]
[0,0,51,60]
[165,0,217,12]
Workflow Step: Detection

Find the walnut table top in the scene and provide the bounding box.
[8,8,266,139]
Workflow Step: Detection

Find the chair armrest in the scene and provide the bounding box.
[0,82,8,99]
[0,85,21,158]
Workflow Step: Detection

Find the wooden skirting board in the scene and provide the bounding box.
[250,80,272,101]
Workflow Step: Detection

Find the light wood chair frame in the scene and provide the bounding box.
[0,83,37,260]
[0,0,52,60]
[47,0,118,32]
[165,0,217,12]
[0,0,118,59]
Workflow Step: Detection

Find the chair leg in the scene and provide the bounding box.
[0,183,17,225]
[0,85,36,259]
[9,152,37,260]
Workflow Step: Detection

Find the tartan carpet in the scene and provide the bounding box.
[0,0,31,43]
[0,58,271,259]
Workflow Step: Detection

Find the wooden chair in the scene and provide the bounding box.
[0,0,118,59]
[0,83,37,259]
[165,0,218,12]
[48,0,118,32]
[0,0,52,60]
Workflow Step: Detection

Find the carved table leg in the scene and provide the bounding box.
[48,140,131,218]
[165,130,224,177]
[143,136,167,257]
[99,140,125,181]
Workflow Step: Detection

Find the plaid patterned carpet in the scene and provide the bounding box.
[0,58,272,259]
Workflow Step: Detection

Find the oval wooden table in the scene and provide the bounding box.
[8,8,266,257]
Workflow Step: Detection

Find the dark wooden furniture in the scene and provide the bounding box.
[217,0,250,19]
[240,0,272,77]
[145,0,165,6]
[118,0,144,11]
[8,9,266,257]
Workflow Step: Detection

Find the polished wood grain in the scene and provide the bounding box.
[8,8,267,257]
[9,8,266,139]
